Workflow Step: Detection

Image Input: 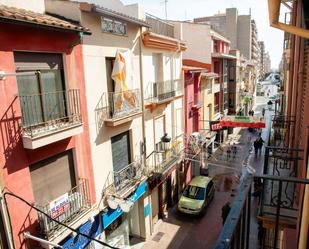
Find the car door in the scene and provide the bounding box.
[205,181,214,206]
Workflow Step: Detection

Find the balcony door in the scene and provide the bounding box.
[14,52,66,128]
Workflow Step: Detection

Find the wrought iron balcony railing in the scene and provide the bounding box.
[103,158,145,198]
[37,179,90,239]
[145,79,183,104]
[145,13,174,38]
[269,115,295,147]
[146,135,184,174]
[19,89,82,138]
[95,89,141,129]
[214,173,309,249]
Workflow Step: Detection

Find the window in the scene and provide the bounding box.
[30,150,76,206]
[207,79,212,94]
[102,17,127,36]
[111,131,131,172]
[14,52,66,127]
[154,115,166,151]
[183,185,205,200]
[206,181,214,196]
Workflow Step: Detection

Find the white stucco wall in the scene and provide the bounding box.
[80,11,143,201]
[142,46,184,156]
[1,0,45,13]
[173,22,212,64]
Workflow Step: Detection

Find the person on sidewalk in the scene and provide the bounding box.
[254,139,259,155]
[221,201,231,225]
[262,107,265,117]
[258,137,264,155]
[226,145,231,160]
[232,144,237,159]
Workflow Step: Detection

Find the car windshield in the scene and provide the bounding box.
[183,185,205,200]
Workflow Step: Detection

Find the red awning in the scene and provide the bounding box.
[213,116,266,129]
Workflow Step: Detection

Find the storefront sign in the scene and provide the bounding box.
[102,181,147,229]
[209,121,222,131]
[49,193,70,219]
[60,215,101,249]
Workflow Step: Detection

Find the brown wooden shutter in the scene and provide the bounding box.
[14,52,63,71]
[30,150,76,206]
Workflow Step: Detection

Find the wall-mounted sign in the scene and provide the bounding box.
[49,193,70,219]
[220,115,265,128]
[210,121,222,131]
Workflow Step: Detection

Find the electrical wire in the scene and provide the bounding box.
[3,192,119,249]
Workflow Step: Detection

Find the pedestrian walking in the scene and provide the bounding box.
[232,144,237,159]
[254,139,259,155]
[262,107,265,117]
[226,146,231,160]
[258,137,264,155]
[251,110,254,116]
[221,201,231,225]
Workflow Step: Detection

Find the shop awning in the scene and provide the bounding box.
[220,116,266,128]
[210,116,265,130]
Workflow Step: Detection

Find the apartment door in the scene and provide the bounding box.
[14,52,66,127]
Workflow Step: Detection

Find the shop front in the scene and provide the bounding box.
[147,163,180,231]
[102,181,148,248]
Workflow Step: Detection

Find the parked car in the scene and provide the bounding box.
[178,176,215,215]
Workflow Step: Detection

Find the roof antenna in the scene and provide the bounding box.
[161,0,168,20]
[249,7,251,16]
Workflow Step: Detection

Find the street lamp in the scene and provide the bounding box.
[160,133,171,151]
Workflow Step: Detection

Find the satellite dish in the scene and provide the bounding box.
[107,196,119,210]
[120,200,134,213]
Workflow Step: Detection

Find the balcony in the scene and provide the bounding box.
[103,158,145,199]
[269,115,295,147]
[95,89,142,128]
[214,172,309,249]
[146,136,184,175]
[37,179,90,239]
[19,89,83,149]
[145,79,183,106]
[145,13,174,38]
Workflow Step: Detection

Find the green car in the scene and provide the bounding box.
[178,176,215,215]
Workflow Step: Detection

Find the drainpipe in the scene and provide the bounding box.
[0,192,15,249]
[138,27,147,172]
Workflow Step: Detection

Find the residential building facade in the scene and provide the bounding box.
[142,15,186,234]
[46,0,151,247]
[0,1,96,248]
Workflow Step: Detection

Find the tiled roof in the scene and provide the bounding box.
[0,5,90,33]
[80,2,150,28]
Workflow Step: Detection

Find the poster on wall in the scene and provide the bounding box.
[111,50,139,117]
[49,193,70,219]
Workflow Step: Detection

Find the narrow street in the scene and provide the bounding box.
[138,89,277,249]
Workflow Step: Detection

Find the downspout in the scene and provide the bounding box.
[139,27,147,173]
[0,192,15,249]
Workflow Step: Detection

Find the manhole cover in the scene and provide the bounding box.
[152,232,165,242]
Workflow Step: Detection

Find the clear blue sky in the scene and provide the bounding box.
[122,0,288,69]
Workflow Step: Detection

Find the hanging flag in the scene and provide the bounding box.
[111,50,137,116]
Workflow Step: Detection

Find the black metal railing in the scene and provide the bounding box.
[19,89,82,138]
[145,13,174,37]
[95,89,141,130]
[144,79,183,104]
[215,173,309,249]
[103,158,145,198]
[37,179,90,239]
[146,135,184,174]
[269,115,295,147]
